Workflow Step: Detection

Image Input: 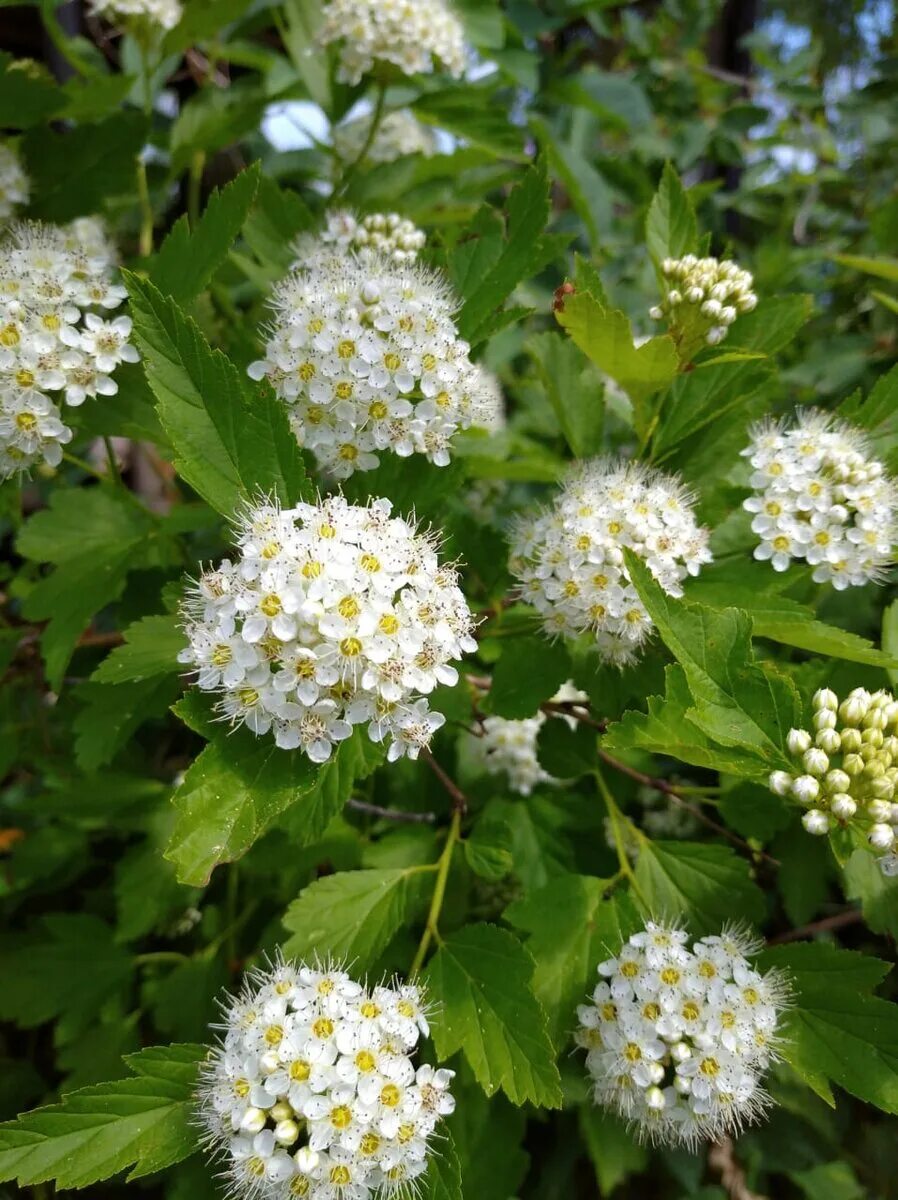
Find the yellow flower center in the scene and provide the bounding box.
[340,637,362,658]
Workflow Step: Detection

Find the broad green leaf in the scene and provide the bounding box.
[0,916,131,1035]
[506,877,640,1045]
[884,599,898,689]
[241,174,315,278]
[842,849,898,939]
[839,362,898,470]
[424,923,562,1108]
[625,552,801,771]
[418,1130,462,1200]
[528,331,604,458]
[0,53,63,128]
[147,164,260,304]
[725,294,814,355]
[457,162,550,344]
[168,696,382,885]
[535,718,597,780]
[579,1108,648,1195]
[717,781,790,843]
[281,0,331,111]
[91,614,184,685]
[0,1044,205,1188]
[760,942,898,1113]
[73,676,180,771]
[646,162,697,265]
[554,290,678,437]
[484,796,578,891]
[834,253,898,283]
[162,0,254,51]
[651,357,769,460]
[148,959,228,1044]
[125,273,307,515]
[413,88,528,163]
[451,1076,528,1200]
[282,868,429,967]
[17,489,155,689]
[530,115,611,252]
[168,82,271,175]
[464,820,513,881]
[635,840,766,932]
[487,635,572,719]
[790,1162,864,1200]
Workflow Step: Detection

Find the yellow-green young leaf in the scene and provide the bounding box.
[423,923,562,1108]
[646,162,697,265]
[624,551,801,771]
[872,289,898,315]
[125,273,307,517]
[0,1044,205,1189]
[282,869,429,968]
[634,840,766,933]
[834,253,898,283]
[147,164,260,305]
[505,877,640,1046]
[91,614,184,685]
[554,290,678,437]
[759,943,898,1114]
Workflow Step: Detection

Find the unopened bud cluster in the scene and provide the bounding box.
[509,460,712,665]
[88,0,182,30]
[743,411,896,588]
[248,254,500,478]
[293,212,426,269]
[0,144,28,222]
[650,255,757,351]
[473,681,588,796]
[320,0,467,84]
[769,687,898,874]
[198,961,453,1200]
[0,220,136,481]
[577,924,788,1147]
[179,496,476,764]
[333,111,437,166]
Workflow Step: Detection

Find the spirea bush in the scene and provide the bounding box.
[1,5,898,1200]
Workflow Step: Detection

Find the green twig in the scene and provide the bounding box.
[409,809,462,977]
[334,83,388,198]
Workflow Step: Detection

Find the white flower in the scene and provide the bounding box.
[742,411,897,589]
[87,0,182,30]
[469,681,588,795]
[508,459,712,665]
[651,256,757,350]
[248,253,501,477]
[319,0,467,84]
[294,212,427,269]
[0,220,134,481]
[198,961,452,1200]
[577,922,789,1148]
[0,143,29,222]
[333,110,438,166]
[771,686,898,873]
[180,496,476,764]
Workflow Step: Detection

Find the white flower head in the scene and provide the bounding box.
[470,681,588,796]
[248,254,501,477]
[508,459,712,665]
[772,685,898,875]
[293,211,427,269]
[197,959,452,1200]
[333,110,438,166]
[87,0,182,30]
[577,922,789,1149]
[319,0,468,84]
[179,495,476,763]
[653,255,757,351]
[0,143,29,222]
[0,219,134,481]
[742,410,897,588]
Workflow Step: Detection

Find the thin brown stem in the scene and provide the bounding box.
[347,798,437,825]
[767,908,864,945]
[421,748,468,815]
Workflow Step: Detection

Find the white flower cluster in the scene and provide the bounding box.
[333,110,437,166]
[179,496,476,763]
[320,0,467,84]
[293,212,426,270]
[576,923,788,1148]
[650,255,757,349]
[0,220,136,481]
[769,686,898,875]
[198,961,454,1200]
[742,411,896,588]
[88,0,182,30]
[509,460,712,665]
[248,254,501,478]
[473,681,588,796]
[0,144,28,223]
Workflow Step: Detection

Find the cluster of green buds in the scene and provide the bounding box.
[650,255,757,357]
[769,687,898,875]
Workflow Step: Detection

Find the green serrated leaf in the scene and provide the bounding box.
[282,868,429,967]
[424,923,562,1108]
[0,1044,205,1188]
[147,164,260,304]
[125,273,307,515]
[418,1130,462,1200]
[0,53,63,128]
[74,675,180,771]
[91,614,184,685]
[528,331,604,459]
[646,161,697,265]
[635,840,766,932]
[487,636,571,719]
